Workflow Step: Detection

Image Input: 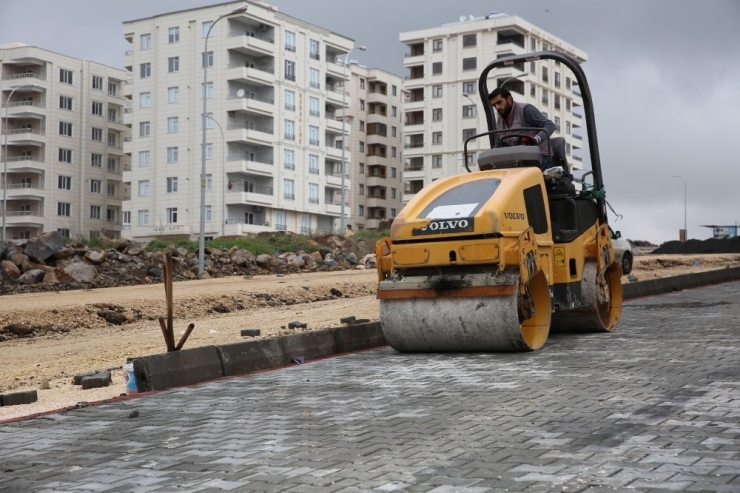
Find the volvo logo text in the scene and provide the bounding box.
[503,212,525,220]
[412,218,475,236]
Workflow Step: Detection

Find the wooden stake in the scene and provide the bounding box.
[175,323,196,351]
[165,253,175,352]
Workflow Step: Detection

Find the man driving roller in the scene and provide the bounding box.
[489,87,556,170]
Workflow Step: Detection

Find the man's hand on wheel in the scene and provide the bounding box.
[520,136,538,146]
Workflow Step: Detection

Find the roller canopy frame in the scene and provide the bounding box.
[478,51,606,224]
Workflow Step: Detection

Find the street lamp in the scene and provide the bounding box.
[199,5,248,275]
[339,45,366,234]
[671,174,687,241]
[3,83,43,242]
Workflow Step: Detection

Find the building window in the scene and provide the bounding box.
[139,92,151,108]
[462,34,477,47]
[202,82,213,98]
[202,51,213,68]
[309,154,319,174]
[122,211,130,228]
[432,62,443,75]
[138,210,149,226]
[391,126,397,137]
[59,148,72,163]
[566,98,571,111]
[140,63,151,79]
[140,33,151,49]
[107,208,116,223]
[359,99,365,110]
[202,21,214,38]
[59,95,73,110]
[462,81,476,94]
[139,121,150,137]
[432,39,443,51]
[392,85,397,96]
[107,183,116,197]
[462,105,476,118]
[433,85,443,97]
[166,207,178,224]
[202,143,213,160]
[92,101,103,116]
[432,154,442,168]
[542,66,549,83]
[542,89,549,106]
[462,128,476,141]
[168,87,179,103]
[391,147,397,158]
[309,39,320,60]
[284,119,295,140]
[90,205,101,219]
[358,205,365,217]
[358,184,364,195]
[359,163,365,174]
[554,116,561,133]
[432,108,443,121]
[309,68,320,88]
[167,147,179,163]
[205,205,212,222]
[283,149,295,169]
[57,203,71,217]
[275,210,287,231]
[138,180,150,196]
[284,31,296,51]
[530,61,536,74]
[392,106,397,117]
[91,153,103,168]
[108,108,117,122]
[391,167,396,178]
[92,76,103,90]
[108,82,117,96]
[530,84,536,98]
[309,125,319,146]
[566,77,571,90]
[168,27,179,43]
[166,177,178,193]
[60,68,73,84]
[554,72,561,88]
[554,94,561,110]
[359,120,365,131]
[168,57,180,73]
[432,132,442,144]
[139,150,150,167]
[284,89,295,111]
[58,176,72,190]
[91,127,102,141]
[462,57,477,71]
[203,112,213,129]
[359,141,365,152]
[308,183,319,204]
[530,38,537,51]
[283,179,295,200]
[284,60,296,81]
[59,121,73,137]
[167,117,179,133]
[309,96,319,117]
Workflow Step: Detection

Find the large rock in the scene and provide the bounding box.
[24,231,64,262]
[340,252,358,265]
[51,247,74,261]
[126,244,143,256]
[114,238,132,252]
[309,251,322,261]
[18,269,45,285]
[84,250,106,265]
[43,267,67,284]
[255,254,275,268]
[63,262,97,283]
[230,249,254,266]
[10,252,27,267]
[0,243,7,260]
[1,260,20,279]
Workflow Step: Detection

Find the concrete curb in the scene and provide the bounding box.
[133,322,386,391]
[623,266,740,299]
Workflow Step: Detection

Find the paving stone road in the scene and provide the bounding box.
[1,282,739,492]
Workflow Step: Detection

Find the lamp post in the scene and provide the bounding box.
[204,114,226,237]
[3,83,43,241]
[339,45,366,234]
[199,5,247,276]
[671,174,687,241]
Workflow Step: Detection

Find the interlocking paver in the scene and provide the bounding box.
[2,281,740,491]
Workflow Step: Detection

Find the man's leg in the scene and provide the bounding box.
[540,154,554,170]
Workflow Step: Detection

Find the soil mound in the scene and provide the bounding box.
[653,236,740,255]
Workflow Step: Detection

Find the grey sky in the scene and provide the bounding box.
[2,0,739,244]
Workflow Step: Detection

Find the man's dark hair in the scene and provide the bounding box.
[488,87,512,101]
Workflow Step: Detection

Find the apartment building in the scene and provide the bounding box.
[0,43,130,241]
[121,0,358,240]
[346,65,405,230]
[400,13,587,202]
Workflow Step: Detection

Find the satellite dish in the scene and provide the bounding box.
[459,15,466,22]
[236,89,245,98]
[468,14,475,20]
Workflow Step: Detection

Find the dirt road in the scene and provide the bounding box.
[2,253,739,422]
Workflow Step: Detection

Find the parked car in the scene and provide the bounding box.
[610,227,633,275]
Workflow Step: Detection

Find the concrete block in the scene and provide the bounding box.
[1,390,38,406]
[288,321,307,329]
[73,371,97,385]
[216,338,285,377]
[81,371,112,390]
[332,322,387,353]
[339,316,356,324]
[623,267,740,300]
[280,329,336,363]
[132,346,223,392]
[240,329,261,337]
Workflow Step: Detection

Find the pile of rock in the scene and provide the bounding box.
[0,231,378,295]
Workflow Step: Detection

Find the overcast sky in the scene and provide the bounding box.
[2,0,739,244]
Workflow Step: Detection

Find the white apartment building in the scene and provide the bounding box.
[400,13,587,202]
[346,65,405,230]
[121,0,358,240]
[0,43,130,241]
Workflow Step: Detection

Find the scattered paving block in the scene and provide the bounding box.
[354,318,371,324]
[73,371,97,385]
[340,316,356,325]
[240,329,261,337]
[1,390,39,406]
[288,321,307,329]
[81,371,112,390]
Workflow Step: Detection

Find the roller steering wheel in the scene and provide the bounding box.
[498,133,538,147]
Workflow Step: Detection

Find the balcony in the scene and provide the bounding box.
[325,201,349,216]
[4,209,44,227]
[226,183,275,206]
[2,183,45,200]
[226,93,274,116]
[366,174,386,187]
[224,220,272,235]
[122,80,133,99]
[325,87,348,106]
[225,64,276,87]
[123,137,133,155]
[2,127,45,146]
[325,171,349,188]
[107,141,126,156]
[326,60,347,78]
[2,101,46,119]
[1,72,46,84]
[226,32,275,57]
[225,155,274,176]
[326,118,344,134]
[226,122,274,145]
[326,145,350,162]
[2,155,45,173]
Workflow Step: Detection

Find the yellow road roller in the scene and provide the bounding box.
[376,51,622,352]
